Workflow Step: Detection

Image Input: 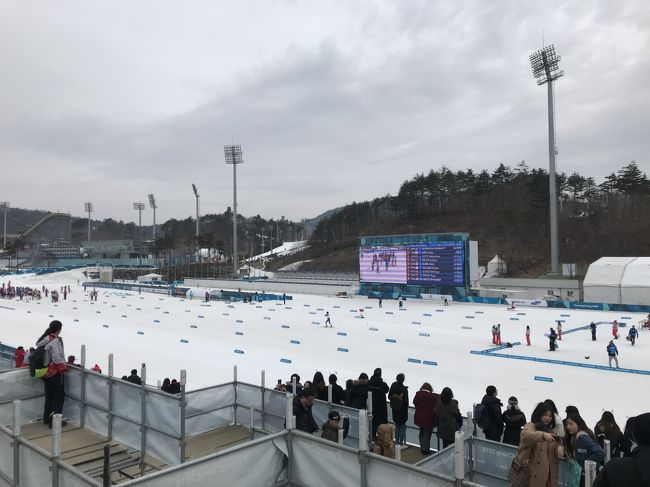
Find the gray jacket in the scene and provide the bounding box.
[36,335,66,366]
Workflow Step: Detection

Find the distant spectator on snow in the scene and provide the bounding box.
[126,369,142,385]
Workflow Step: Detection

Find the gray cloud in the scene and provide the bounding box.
[1,0,648,223]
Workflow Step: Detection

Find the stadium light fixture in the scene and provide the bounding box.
[224,144,243,276]
[530,44,564,275]
[83,202,93,242]
[133,202,145,241]
[191,184,200,237]
[148,194,158,240]
[0,202,9,248]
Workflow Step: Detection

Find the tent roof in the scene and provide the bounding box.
[620,257,650,287]
[584,257,638,286]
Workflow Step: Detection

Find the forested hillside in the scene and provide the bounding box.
[303,161,650,276]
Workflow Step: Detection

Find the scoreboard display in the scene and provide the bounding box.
[359,240,466,287]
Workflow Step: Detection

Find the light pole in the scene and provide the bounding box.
[530,44,564,275]
[0,202,9,249]
[191,184,200,237]
[224,144,243,277]
[133,203,145,241]
[83,202,93,242]
[148,194,158,240]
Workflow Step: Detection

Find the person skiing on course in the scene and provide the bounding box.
[557,321,563,341]
[549,328,558,351]
[525,326,531,346]
[590,322,597,341]
[324,312,332,328]
[612,320,619,340]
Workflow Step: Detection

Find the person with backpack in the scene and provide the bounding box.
[388,373,409,445]
[628,325,638,346]
[478,385,503,442]
[413,382,439,455]
[368,368,389,439]
[435,387,462,448]
[564,413,605,486]
[502,396,527,446]
[35,320,68,427]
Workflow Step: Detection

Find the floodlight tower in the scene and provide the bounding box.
[133,202,145,241]
[0,202,9,248]
[83,202,93,242]
[530,44,564,275]
[224,144,243,276]
[191,184,200,237]
[148,194,158,240]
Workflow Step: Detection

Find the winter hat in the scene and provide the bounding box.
[328,410,341,421]
[373,368,382,377]
[634,413,650,446]
[508,396,519,406]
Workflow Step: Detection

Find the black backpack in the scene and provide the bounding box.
[28,344,48,377]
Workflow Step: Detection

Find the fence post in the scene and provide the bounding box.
[233,365,238,425]
[366,396,373,439]
[603,439,611,464]
[249,405,255,439]
[102,444,111,487]
[51,414,63,487]
[80,344,87,428]
[285,393,294,430]
[395,444,401,462]
[454,431,465,487]
[584,459,597,486]
[261,370,266,430]
[139,363,147,477]
[180,369,187,464]
[338,427,344,444]
[358,410,369,487]
[471,404,477,436]
[328,384,333,404]
[12,400,21,486]
[107,353,114,441]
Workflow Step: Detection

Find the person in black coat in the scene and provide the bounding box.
[126,369,142,385]
[368,368,390,438]
[292,388,318,434]
[328,374,346,405]
[388,373,409,445]
[502,396,526,446]
[481,385,503,442]
[346,373,369,410]
[594,411,630,458]
[594,412,650,487]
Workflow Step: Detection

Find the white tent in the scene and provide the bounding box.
[620,257,650,305]
[137,273,163,283]
[485,255,506,277]
[583,257,637,304]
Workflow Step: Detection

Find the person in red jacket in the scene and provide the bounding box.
[413,382,439,455]
[14,346,26,367]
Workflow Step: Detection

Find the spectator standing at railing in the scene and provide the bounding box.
[126,369,142,385]
[389,373,409,445]
[594,412,650,486]
[480,385,504,442]
[413,382,439,455]
[328,374,345,405]
[293,387,318,434]
[14,346,26,367]
[312,371,328,402]
[544,400,565,438]
[36,320,68,428]
[564,413,604,486]
[512,402,564,487]
[502,396,527,447]
[594,411,629,458]
[435,387,462,449]
[368,368,389,438]
[346,373,369,410]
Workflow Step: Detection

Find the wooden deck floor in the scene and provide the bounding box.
[21,421,252,484]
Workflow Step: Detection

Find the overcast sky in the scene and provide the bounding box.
[1,1,648,224]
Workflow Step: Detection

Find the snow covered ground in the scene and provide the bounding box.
[246,240,309,261]
[2,270,649,428]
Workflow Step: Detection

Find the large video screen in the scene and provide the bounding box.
[359,241,465,286]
